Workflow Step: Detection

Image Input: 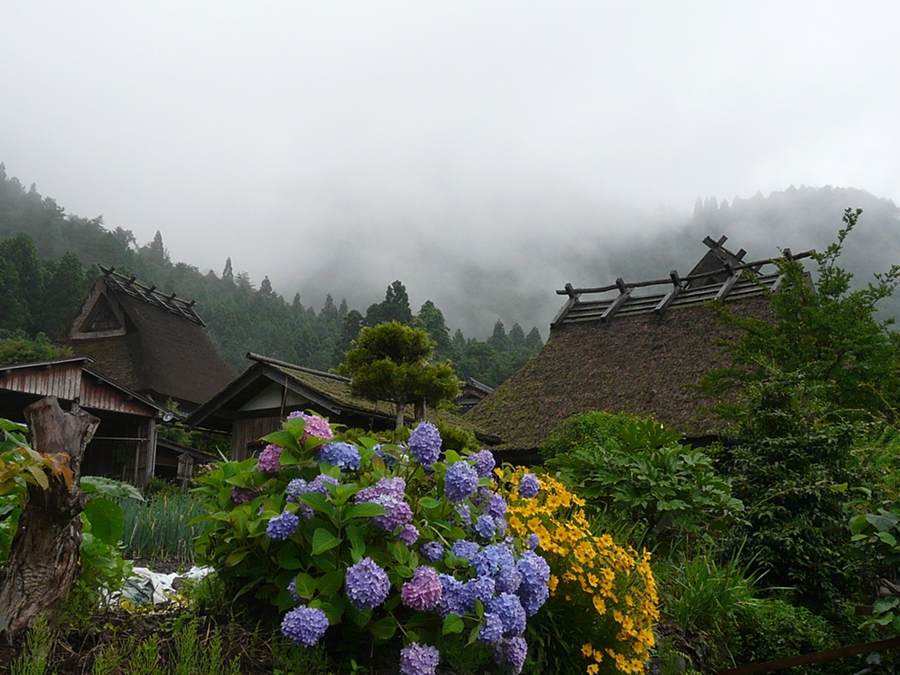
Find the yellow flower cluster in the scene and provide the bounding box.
[502,469,659,675]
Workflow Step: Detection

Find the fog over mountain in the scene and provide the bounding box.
[3,4,900,337]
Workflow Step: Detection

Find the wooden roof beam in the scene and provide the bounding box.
[600,278,632,322]
[654,271,684,315]
[716,262,742,301]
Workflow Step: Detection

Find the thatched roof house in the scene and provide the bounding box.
[58,267,237,410]
[185,353,492,461]
[466,236,810,456]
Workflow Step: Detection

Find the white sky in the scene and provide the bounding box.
[2,2,899,335]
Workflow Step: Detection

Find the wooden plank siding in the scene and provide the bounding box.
[81,376,158,417]
[233,415,282,461]
[0,362,81,401]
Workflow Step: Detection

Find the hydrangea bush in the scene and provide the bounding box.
[500,469,659,675]
[193,415,552,674]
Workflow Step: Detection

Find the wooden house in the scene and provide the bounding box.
[466,236,811,459]
[0,357,170,485]
[456,378,494,414]
[185,353,493,460]
[57,267,237,411]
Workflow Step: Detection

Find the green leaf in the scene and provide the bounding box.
[876,531,898,547]
[419,497,441,509]
[298,492,336,517]
[311,528,342,556]
[442,614,464,635]
[395,565,413,579]
[347,502,387,519]
[260,430,300,454]
[369,616,398,641]
[294,572,317,600]
[80,475,144,501]
[318,569,345,595]
[82,497,124,546]
[225,549,249,567]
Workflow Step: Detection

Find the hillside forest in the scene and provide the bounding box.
[0,164,543,386]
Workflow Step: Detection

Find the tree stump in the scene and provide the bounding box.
[0,397,99,645]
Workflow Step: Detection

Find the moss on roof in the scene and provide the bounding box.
[467,298,770,451]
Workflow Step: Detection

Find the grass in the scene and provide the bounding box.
[119,493,207,564]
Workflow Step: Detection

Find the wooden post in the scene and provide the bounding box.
[0,396,99,645]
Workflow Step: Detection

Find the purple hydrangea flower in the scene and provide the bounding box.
[345,557,391,611]
[286,411,334,442]
[470,449,496,478]
[472,544,516,578]
[281,606,329,646]
[317,441,361,470]
[451,539,480,560]
[231,487,258,504]
[486,494,507,520]
[478,612,504,645]
[356,477,412,532]
[494,636,528,675]
[399,524,420,546]
[286,478,308,501]
[494,516,508,537]
[309,473,340,495]
[444,461,479,502]
[517,474,540,499]
[399,642,441,675]
[488,593,527,638]
[455,503,472,525]
[475,515,497,539]
[401,565,442,611]
[257,443,283,473]
[266,510,300,541]
[408,422,442,466]
[420,541,444,562]
[287,577,301,603]
[525,533,540,550]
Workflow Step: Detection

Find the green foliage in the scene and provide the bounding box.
[0,330,73,367]
[9,614,54,675]
[655,549,762,636]
[719,374,873,613]
[545,412,742,551]
[701,207,900,424]
[120,493,208,563]
[338,321,461,428]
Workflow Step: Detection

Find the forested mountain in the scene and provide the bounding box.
[0,164,542,386]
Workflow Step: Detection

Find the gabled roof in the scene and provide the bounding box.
[0,356,171,419]
[59,268,237,407]
[185,352,491,439]
[467,237,809,451]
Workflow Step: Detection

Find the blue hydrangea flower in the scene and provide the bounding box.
[472,544,515,578]
[401,565,442,611]
[399,524,420,546]
[450,539,480,560]
[470,449,496,478]
[286,478,308,501]
[475,514,497,539]
[399,642,441,675]
[408,422,442,466]
[281,606,329,646]
[455,503,472,525]
[486,494,507,520]
[478,612,504,645]
[345,557,391,611]
[488,593,527,638]
[494,636,528,675]
[309,474,340,495]
[517,474,540,499]
[373,443,399,467]
[438,574,468,618]
[444,461,479,502]
[317,442,361,470]
[420,541,444,562]
[464,575,496,609]
[495,565,522,594]
[516,550,551,615]
[287,577,301,603]
[266,510,300,541]
[525,533,540,550]
[494,516,508,537]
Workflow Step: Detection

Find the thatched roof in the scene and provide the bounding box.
[185,353,491,440]
[59,268,237,408]
[467,237,808,452]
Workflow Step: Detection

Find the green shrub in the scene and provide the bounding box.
[545,413,742,552]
